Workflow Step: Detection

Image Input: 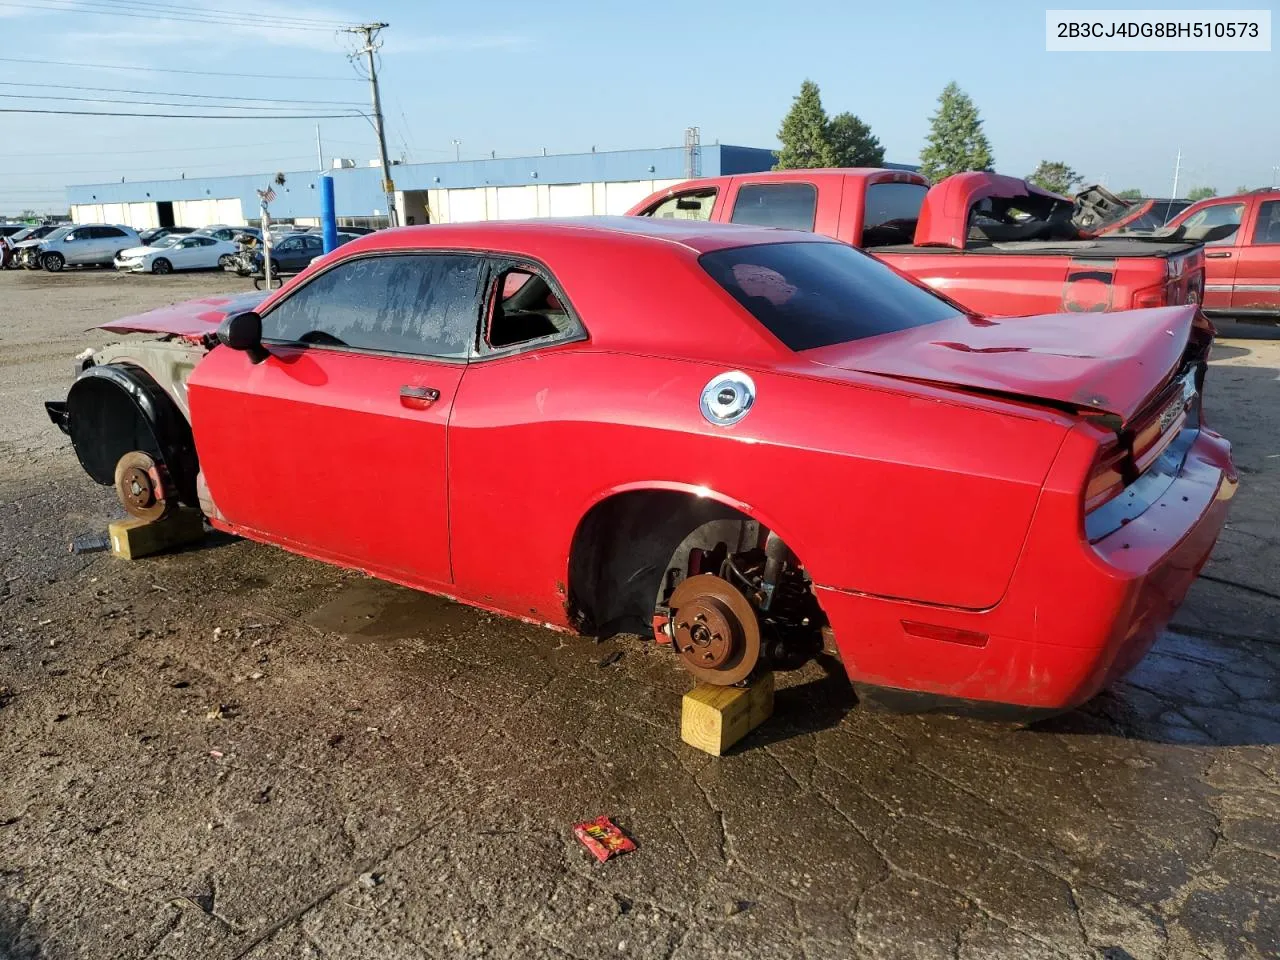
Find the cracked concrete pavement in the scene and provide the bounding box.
[1,270,1278,959]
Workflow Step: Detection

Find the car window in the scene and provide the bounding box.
[277,238,301,251]
[644,189,717,220]
[305,236,324,250]
[197,237,216,246]
[1180,202,1245,245]
[98,227,126,238]
[861,182,929,246]
[1252,200,1280,244]
[730,183,818,231]
[484,262,581,352]
[261,254,484,358]
[699,241,960,352]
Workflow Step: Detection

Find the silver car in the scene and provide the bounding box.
[35,224,141,272]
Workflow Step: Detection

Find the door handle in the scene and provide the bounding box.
[400,385,441,409]
[1205,251,1232,259]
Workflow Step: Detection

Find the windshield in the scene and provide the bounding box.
[154,235,183,248]
[700,241,961,352]
[10,228,34,242]
[42,226,72,242]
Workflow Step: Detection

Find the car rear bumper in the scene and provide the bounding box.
[818,427,1236,711]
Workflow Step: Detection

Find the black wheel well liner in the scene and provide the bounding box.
[566,489,759,638]
[64,363,199,505]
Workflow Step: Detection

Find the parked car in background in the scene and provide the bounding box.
[115,233,240,275]
[31,224,141,272]
[0,223,29,240]
[197,225,260,243]
[1072,186,1193,237]
[45,218,1235,713]
[1159,188,1280,323]
[138,226,196,245]
[629,170,1206,316]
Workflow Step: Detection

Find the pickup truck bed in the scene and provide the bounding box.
[628,169,1206,318]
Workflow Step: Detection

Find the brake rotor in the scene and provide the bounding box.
[667,574,761,685]
[113,451,171,522]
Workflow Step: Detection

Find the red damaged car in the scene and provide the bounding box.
[46,218,1236,713]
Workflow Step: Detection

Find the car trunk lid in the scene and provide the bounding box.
[803,305,1207,428]
[97,291,268,341]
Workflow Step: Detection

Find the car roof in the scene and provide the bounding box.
[337,215,834,258]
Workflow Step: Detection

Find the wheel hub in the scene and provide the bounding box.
[667,574,761,685]
[113,451,171,521]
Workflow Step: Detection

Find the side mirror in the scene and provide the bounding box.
[217,310,268,364]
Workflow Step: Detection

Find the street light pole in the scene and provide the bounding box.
[345,22,397,227]
[452,139,461,162]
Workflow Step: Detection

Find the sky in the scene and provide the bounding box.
[1,0,1276,216]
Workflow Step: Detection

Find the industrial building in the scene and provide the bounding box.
[65,142,917,230]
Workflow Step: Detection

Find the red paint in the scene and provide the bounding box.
[99,290,268,340]
[1161,189,1280,320]
[628,169,1206,317]
[152,218,1231,711]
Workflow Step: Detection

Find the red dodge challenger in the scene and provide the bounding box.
[46,217,1237,713]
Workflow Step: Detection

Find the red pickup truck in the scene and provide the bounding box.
[1155,188,1280,323]
[628,169,1205,317]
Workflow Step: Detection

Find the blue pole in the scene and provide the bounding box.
[319,175,337,253]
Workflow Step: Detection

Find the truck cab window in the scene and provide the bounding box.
[1180,203,1245,245]
[861,182,929,246]
[644,189,717,220]
[730,183,818,231]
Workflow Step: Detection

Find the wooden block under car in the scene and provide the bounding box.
[108,508,205,560]
[681,672,774,756]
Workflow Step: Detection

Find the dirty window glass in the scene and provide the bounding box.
[644,189,717,220]
[861,182,928,246]
[1252,201,1280,244]
[700,241,959,351]
[730,183,818,231]
[261,254,483,358]
[1180,202,1244,245]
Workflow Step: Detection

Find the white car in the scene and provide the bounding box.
[114,234,240,275]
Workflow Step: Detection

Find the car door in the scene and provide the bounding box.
[94,227,128,263]
[186,251,486,584]
[59,227,91,264]
[271,237,305,272]
[167,237,198,269]
[1232,199,1280,315]
[1174,200,1246,310]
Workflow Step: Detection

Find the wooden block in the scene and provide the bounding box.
[109,508,205,560]
[681,672,774,756]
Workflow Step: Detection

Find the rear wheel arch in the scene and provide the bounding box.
[64,363,200,506]
[565,484,813,637]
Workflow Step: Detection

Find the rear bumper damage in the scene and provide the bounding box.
[818,427,1236,711]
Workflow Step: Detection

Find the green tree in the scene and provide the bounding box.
[1027,161,1083,196]
[1115,188,1143,200]
[827,111,884,168]
[918,82,994,182]
[775,80,835,170]
[1186,186,1217,201]
[1234,185,1251,194]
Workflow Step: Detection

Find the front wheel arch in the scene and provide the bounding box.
[63,364,200,506]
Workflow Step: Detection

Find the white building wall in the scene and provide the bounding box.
[172,198,242,227]
[548,184,593,217]
[217,198,246,224]
[447,188,489,223]
[409,178,685,225]
[126,202,159,230]
[493,185,538,220]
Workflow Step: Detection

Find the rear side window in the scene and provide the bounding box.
[262,254,484,358]
[730,183,817,231]
[700,241,960,351]
[861,182,928,246]
[1252,200,1280,244]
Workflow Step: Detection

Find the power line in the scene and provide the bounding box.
[0,107,366,119]
[0,81,364,107]
[0,139,309,159]
[6,155,315,176]
[86,0,352,26]
[0,56,360,82]
[0,92,364,113]
[4,0,348,31]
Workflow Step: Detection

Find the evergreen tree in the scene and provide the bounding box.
[1186,186,1217,201]
[918,82,994,182]
[775,80,835,169]
[1115,188,1143,200]
[1027,161,1083,195]
[827,112,885,168]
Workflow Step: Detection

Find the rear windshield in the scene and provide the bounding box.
[699,241,960,351]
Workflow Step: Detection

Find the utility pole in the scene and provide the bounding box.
[452,138,461,162]
[316,124,324,172]
[345,22,397,227]
[1171,148,1182,199]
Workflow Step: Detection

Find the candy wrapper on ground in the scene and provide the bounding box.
[573,816,636,863]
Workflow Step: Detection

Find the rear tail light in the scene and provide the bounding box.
[1131,282,1167,308]
[1085,442,1128,511]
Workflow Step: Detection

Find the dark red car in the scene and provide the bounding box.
[47,218,1236,712]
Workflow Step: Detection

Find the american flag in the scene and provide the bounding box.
[258,185,276,205]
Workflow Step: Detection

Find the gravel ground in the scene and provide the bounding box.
[1,268,1278,960]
